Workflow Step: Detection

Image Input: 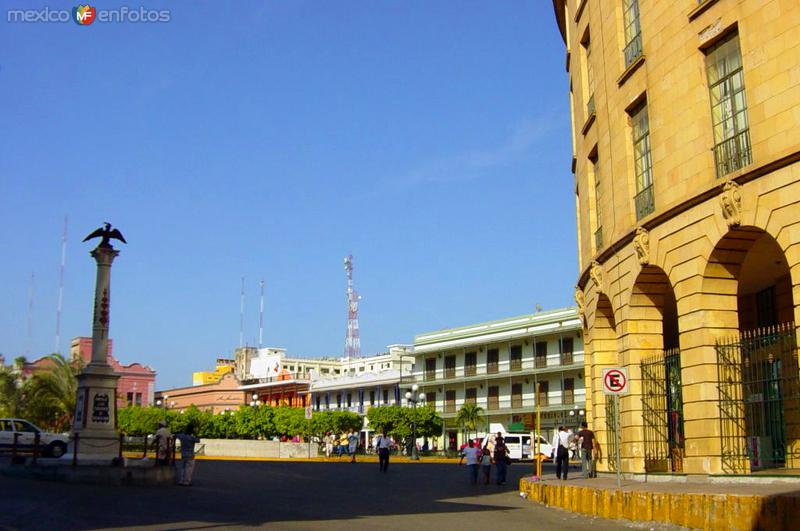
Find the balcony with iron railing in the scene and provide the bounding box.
[409,353,585,383]
[444,367,456,379]
[487,361,499,375]
[511,395,523,409]
[535,356,547,369]
[624,32,643,68]
[714,129,752,178]
[464,364,477,377]
[563,390,575,405]
[445,400,456,413]
[425,370,436,382]
[634,184,655,220]
[487,396,500,410]
[240,372,310,386]
[510,358,522,371]
[560,351,574,366]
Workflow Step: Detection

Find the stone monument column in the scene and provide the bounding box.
[71,223,127,463]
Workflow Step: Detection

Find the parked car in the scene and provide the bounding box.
[481,431,554,461]
[0,418,69,458]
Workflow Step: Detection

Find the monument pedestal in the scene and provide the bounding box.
[72,363,121,463]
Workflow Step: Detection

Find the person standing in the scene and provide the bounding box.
[493,435,509,485]
[348,429,359,463]
[459,439,481,485]
[480,443,492,485]
[176,423,200,486]
[339,432,348,458]
[375,429,394,473]
[323,432,333,458]
[154,421,172,466]
[577,421,596,478]
[551,426,571,480]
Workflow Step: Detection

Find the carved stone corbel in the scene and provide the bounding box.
[633,226,650,266]
[589,261,604,293]
[720,180,742,228]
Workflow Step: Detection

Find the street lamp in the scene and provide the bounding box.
[404,383,426,461]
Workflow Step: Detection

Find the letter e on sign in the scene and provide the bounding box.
[602,368,629,395]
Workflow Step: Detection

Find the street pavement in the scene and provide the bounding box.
[0,459,683,530]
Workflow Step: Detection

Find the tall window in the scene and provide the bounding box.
[465,388,477,405]
[445,390,456,413]
[535,341,548,368]
[486,349,499,374]
[511,383,523,408]
[444,355,456,379]
[631,102,654,219]
[560,337,575,365]
[623,0,642,67]
[563,378,575,405]
[425,358,436,381]
[706,32,751,177]
[464,351,477,376]
[426,392,436,407]
[537,381,550,407]
[510,345,522,371]
[591,154,602,251]
[582,34,595,117]
[383,389,388,404]
[487,386,500,410]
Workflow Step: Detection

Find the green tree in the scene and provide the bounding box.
[455,403,484,441]
[411,404,443,439]
[0,365,27,418]
[26,353,82,431]
[366,406,408,439]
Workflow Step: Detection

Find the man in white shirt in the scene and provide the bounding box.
[374,430,394,473]
[551,425,571,480]
[459,439,481,484]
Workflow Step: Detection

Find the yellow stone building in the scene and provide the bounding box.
[553,0,800,476]
[192,358,235,386]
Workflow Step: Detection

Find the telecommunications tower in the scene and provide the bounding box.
[344,254,361,358]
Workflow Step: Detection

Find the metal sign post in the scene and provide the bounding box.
[602,368,629,488]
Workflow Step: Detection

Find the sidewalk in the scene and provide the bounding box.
[519,473,800,530]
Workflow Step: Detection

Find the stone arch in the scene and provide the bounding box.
[587,293,619,472]
[628,265,684,473]
[696,226,799,472]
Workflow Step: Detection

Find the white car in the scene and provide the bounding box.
[0,418,69,458]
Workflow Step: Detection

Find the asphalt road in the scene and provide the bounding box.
[0,460,675,530]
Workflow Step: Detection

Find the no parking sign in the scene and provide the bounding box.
[602,368,629,395]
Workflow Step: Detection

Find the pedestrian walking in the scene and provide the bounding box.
[154,421,171,466]
[176,423,200,486]
[577,421,596,479]
[480,443,492,485]
[348,429,359,463]
[339,432,348,458]
[375,430,394,473]
[459,439,481,485]
[493,434,510,485]
[323,432,333,458]
[551,425,571,480]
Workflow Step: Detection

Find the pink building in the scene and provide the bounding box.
[70,337,157,409]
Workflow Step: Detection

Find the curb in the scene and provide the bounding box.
[518,477,800,530]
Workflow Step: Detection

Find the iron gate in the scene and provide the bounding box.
[641,348,685,473]
[604,398,619,472]
[717,323,800,473]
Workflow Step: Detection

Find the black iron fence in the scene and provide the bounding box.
[717,323,800,473]
[641,348,685,473]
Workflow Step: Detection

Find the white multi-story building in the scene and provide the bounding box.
[412,307,585,450]
[309,344,414,413]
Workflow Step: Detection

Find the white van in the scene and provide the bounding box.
[480,431,554,461]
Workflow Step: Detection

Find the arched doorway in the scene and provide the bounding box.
[708,227,798,472]
[633,265,685,473]
[590,293,619,472]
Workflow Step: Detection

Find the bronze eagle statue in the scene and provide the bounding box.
[83,222,127,247]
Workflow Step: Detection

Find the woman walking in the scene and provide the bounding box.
[480,443,492,485]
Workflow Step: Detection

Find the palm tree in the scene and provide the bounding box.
[455,403,485,442]
[27,353,81,431]
[0,365,26,418]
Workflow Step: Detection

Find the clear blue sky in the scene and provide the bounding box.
[1,0,575,389]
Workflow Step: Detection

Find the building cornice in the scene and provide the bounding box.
[576,149,800,289]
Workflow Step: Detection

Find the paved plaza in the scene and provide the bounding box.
[0,459,676,530]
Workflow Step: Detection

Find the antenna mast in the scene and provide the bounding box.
[27,272,35,356]
[258,279,264,348]
[239,277,245,348]
[344,254,361,359]
[55,215,68,354]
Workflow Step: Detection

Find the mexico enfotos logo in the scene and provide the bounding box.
[7,4,171,24]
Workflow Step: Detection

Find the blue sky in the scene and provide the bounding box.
[1,1,575,389]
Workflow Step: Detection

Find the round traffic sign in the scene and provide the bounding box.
[603,369,628,394]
